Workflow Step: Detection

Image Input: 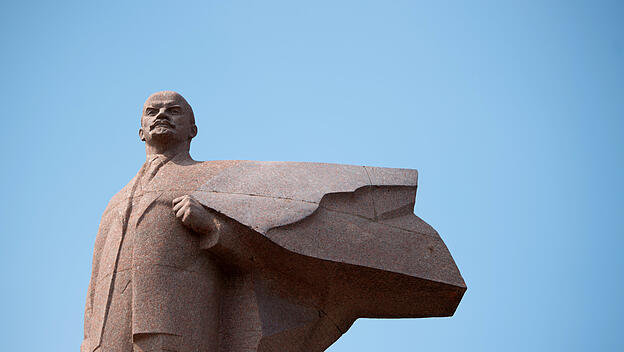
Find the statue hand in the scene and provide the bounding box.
[172,195,216,235]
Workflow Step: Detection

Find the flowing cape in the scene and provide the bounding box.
[191,161,466,351]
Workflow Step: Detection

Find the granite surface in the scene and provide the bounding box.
[82,91,466,352]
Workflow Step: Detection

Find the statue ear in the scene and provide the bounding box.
[139,128,146,141]
[189,125,198,139]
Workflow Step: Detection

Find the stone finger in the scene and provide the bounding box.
[181,209,191,223]
[172,195,187,205]
[176,205,188,218]
[172,200,186,212]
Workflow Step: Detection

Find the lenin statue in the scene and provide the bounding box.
[81,91,466,352]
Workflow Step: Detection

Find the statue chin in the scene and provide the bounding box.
[149,129,177,143]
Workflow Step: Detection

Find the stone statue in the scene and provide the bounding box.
[82,91,466,352]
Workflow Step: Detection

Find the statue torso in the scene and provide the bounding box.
[89,159,243,350]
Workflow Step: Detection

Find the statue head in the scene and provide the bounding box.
[139,91,197,149]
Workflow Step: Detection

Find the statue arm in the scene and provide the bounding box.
[197,211,255,268]
[172,195,260,269]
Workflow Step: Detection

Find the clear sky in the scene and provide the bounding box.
[1,1,622,351]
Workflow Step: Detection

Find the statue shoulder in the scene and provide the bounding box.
[103,184,131,214]
[101,170,143,214]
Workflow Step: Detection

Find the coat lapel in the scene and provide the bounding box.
[132,191,162,229]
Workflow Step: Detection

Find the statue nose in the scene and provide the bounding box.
[155,111,169,120]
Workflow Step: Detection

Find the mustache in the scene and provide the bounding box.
[150,120,175,130]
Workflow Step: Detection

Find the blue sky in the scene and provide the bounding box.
[1,1,622,351]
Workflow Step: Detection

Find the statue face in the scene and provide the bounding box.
[139,92,197,146]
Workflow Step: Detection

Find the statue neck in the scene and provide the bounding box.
[145,141,192,162]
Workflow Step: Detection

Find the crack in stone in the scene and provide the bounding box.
[121,279,131,294]
[196,190,320,204]
[318,309,346,335]
[117,189,321,204]
[95,264,207,287]
[316,205,440,240]
[362,167,378,221]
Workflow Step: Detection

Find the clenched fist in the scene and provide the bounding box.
[172,195,217,235]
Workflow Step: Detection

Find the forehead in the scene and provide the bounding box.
[143,97,183,109]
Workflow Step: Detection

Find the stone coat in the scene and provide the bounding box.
[82,159,466,352]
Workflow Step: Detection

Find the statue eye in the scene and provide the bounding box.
[146,108,158,116]
[168,107,181,114]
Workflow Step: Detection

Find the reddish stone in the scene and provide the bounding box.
[82,91,465,352]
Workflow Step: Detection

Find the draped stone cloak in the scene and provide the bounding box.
[82,160,466,352]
